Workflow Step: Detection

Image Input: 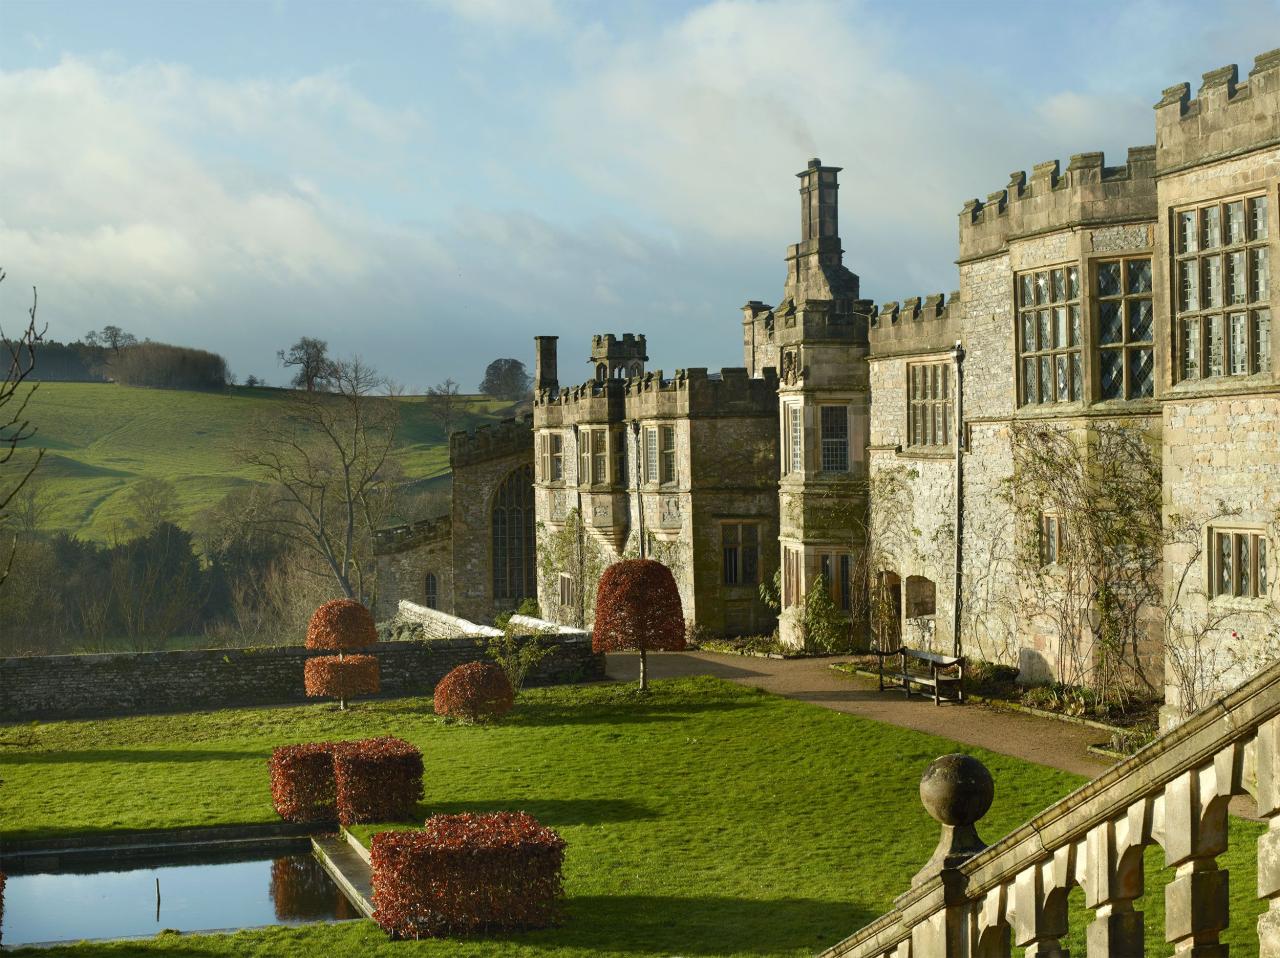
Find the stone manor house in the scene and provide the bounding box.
[377,49,1280,723]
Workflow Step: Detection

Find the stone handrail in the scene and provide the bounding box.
[821,658,1280,957]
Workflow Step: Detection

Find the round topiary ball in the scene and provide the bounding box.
[306,599,378,651]
[434,661,514,723]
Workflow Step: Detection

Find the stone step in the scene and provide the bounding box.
[312,835,375,920]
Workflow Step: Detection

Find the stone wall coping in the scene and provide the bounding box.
[822,655,1280,956]
[507,613,588,637]
[397,599,503,637]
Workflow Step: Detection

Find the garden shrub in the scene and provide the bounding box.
[592,559,685,691]
[306,598,378,651]
[434,661,514,723]
[269,742,338,823]
[370,811,566,939]
[304,654,380,701]
[269,737,422,825]
[332,736,424,824]
[304,599,380,709]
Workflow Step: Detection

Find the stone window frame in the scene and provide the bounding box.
[643,426,659,485]
[819,404,850,472]
[782,544,802,608]
[1016,263,1083,406]
[1174,191,1272,383]
[1208,526,1270,601]
[612,426,627,488]
[906,361,951,448]
[659,424,677,486]
[538,431,564,483]
[1039,513,1065,568]
[1094,254,1155,401]
[782,401,804,474]
[558,572,575,609]
[817,551,852,612]
[424,572,438,610]
[721,521,761,588]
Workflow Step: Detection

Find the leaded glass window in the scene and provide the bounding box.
[1017,264,1081,405]
[1176,193,1273,381]
[907,362,951,446]
[722,523,760,587]
[1095,256,1154,400]
[492,465,535,605]
[1210,529,1270,599]
[820,405,849,471]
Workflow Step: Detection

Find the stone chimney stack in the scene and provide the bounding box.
[534,336,558,393]
[798,157,841,243]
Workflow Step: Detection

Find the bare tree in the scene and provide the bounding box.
[277,337,332,393]
[84,324,138,355]
[242,356,399,603]
[424,377,462,437]
[1,269,45,589]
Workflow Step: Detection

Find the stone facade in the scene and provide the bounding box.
[380,49,1279,719]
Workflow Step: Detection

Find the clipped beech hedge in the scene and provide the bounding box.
[333,736,424,824]
[269,742,337,824]
[371,812,566,939]
[433,661,514,723]
[269,737,422,826]
[592,559,686,655]
[306,598,378,651]
[303,654,380,701]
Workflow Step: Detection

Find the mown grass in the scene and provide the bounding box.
[0,677,1266,956]
[13,382,517,542]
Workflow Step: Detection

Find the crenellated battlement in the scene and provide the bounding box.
[590,333,646,354]
[372,513,451,554]
[1155,48,1280,174]
[868,291,963,358]
[958,147,1156,262]
[448,414,533,468]
[532,376,625,424]
[624,366,779,419]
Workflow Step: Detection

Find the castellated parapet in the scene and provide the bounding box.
[868,292,963,358]
[958,147,1156,262]
[448,413,534,468]
[1155,49,1280,174]
[590,333,648,380]
[624,367,780,419]
[533,377,626,427]
[372,514,451,555]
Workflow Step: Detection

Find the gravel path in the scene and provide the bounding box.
[605,650,1111,778]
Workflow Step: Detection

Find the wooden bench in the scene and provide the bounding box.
[872,647,965,705]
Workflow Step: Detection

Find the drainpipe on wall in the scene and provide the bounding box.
[952,341,966,659]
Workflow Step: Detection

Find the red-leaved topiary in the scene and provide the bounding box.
[0,871,5,947]
[592,558,685,691]
[433,661,514,723]
[269,737,423,826]
[332,736,424,824]
[304,599,379,710]
[306,598,378,651]
[370,812,566,939]
[304,655,380,702]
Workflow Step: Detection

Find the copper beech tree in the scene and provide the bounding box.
[303,599,380,710]
[591,559,685,692]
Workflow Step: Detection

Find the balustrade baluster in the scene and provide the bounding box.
[1255,718,1280,955]
[1162,768,1230,957]
[1084,815,1145,956]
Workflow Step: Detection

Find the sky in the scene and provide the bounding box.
[2,0,1279,392]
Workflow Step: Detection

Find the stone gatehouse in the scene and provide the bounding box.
[381,48,1280,723]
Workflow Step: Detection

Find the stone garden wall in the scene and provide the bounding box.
[0,634,604,721]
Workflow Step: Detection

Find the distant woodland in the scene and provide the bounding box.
[0,337,230,389]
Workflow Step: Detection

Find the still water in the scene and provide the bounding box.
[2,852,359,946]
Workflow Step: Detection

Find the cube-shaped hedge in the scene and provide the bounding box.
[333,736,424,824]
[269,742,338,823]
[269,737,422,826]
[370,812,566,939]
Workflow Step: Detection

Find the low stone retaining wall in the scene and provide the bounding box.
[0,636,604,722]
[397,600,502,638]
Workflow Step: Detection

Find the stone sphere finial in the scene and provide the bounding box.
[920,754,994,827]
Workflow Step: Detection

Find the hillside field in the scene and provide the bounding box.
[8,382,518,543]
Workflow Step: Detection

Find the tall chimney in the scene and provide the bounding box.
[534,336,559,393]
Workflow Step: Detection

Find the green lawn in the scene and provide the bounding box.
[13,382,517,542]
[0,677,1266,956]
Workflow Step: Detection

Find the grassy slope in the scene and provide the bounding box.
[13,383,517,542]
[0,677,1265,957]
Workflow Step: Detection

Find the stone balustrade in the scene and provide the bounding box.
[821,659,1280,957]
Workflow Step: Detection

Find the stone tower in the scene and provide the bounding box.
[589,334,647,382]
[773,159,872,647]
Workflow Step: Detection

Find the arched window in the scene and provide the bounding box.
[424,572,438,610]
[596,364,607,382]
[492,464,536,605]
[630,363,642,378]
